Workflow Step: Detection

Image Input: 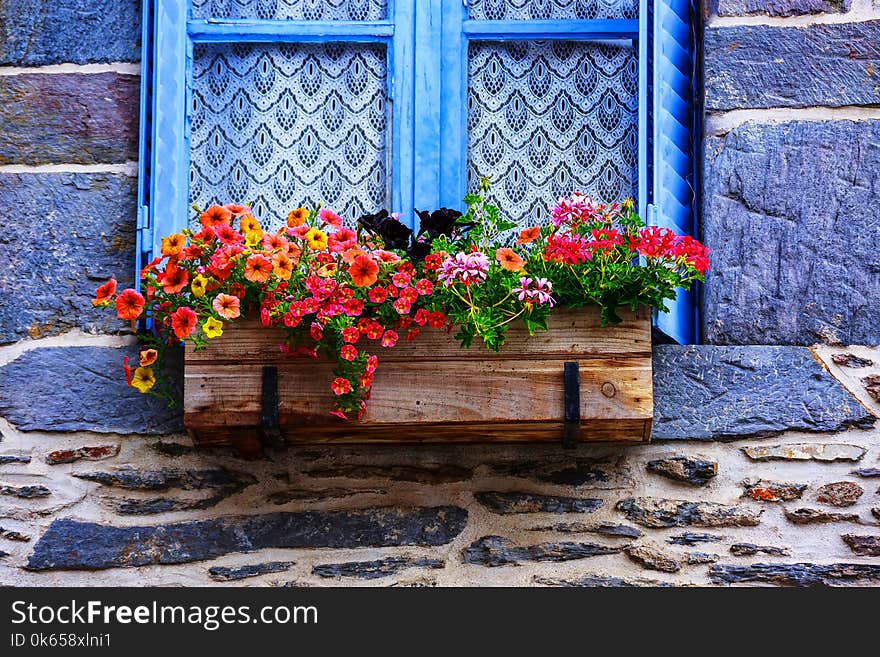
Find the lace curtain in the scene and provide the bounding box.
[189,42,390,229]
[468,0,638,20]
[467,40,639,228]
[191,0,388,20]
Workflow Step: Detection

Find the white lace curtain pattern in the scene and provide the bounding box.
[468,0,639,20]
[191,0,388,21]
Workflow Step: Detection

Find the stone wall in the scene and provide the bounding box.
[0,0,878,587]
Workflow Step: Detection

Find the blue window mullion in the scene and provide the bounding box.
[462,18,639,39]
[391,0,416,223]
[439,0,467,210]
[187,19,395,41]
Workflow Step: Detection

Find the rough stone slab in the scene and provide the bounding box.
[0,456,31,466]
[713,0,849,16]
[303,464,472,484]
[863,375,880,402]
[785,508,860,525]
[705,22,880,110]
[842,535,880,556]
[832,354,874,368]
[0,74,138,165]
[149,442,196,458]
[535,574,675,587]
[0,173,137,342]
[527,522,642,538]
[653,346,874,439]
[742,444,866,463]
[730,543,790,557]
[0,346,183,434]
[668,532,724,546]
[45,445,119,466]
[0,527,30,542]
[462,536,619,567]
[26,506,468,570]
[687,552,720,565]
[703,120,880,345]
[617,497,762,528]
[475,492,603,515]
[312,556,445,580]
[742,478,807,503]
[646,457,718,485]
[626,545,681,573]
[208,562,295,582]
[487,457,628,488]
[0,0,141,65]
[852,468,880,478]
[873,508,880,522]
[111,498,236,516]
[816,482,864,507]
[0,485,50,499]
[73,467,255,492]
[710,563,880,586]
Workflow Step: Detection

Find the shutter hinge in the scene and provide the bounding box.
[136,205,153,255]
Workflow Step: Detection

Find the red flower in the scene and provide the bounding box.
[340,345,358,361]
[349,255,379,287]
[160,263,189,294]
[399,287,418,304]
[122,355,134,386]
[342,327,361,343]
[171,306,197,339]
[365,321,383,340]
[368,287,387,303]
[427,311,447,329]
[393,298,411,315]
[391,272,411,288]
[310,322,323,341]
[344,299,364,316]
[228,282,246,299]
[414,278,433,295]
[200,205,232,228]
[380,330,398,347]
[414,309,429,326]
[423,253,444,270]
[516,226,540,245]
[359,372,374,388]
[215,223,244,246]
[631,226,677,258]
[115,289,145,321]
[365,354,379,373]
[93,278,117,306]
[331,377,352,395]
[406,328,420,341]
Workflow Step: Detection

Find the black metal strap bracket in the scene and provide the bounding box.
[260,366,284,449]
[563,361,580,449]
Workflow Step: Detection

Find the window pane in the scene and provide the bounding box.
[468,0,638,20]
[190,42,390,229]
[191,0,388,20]
[467,40,638,227]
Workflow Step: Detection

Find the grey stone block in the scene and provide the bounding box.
[713,0,849,17]
[705,22,880,110]
[0,74,139,165]
[702,121,880,346]
[0,174,137,343]
[652,345,873,440]
[0,0,141,66]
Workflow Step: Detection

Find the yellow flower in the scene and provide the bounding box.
[304,228,328,251]
[191,274,208,298]
[203,316,224,338]
[287,207,309,227]
[240,214,262,234]
[244,230,263,247]
[131,367,155,393]
[317,263,338,277]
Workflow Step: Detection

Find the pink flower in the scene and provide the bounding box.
[380,330,398,347]
[437,251,490,286]
[319,208,343,228]
[365,354,379,373]
[212,293,241,319]
[551,193,597,227]
[514,277,555,306]
[393,298,411,315]
[331,378,351,395]
[328,227,357,252]
[415,278,433,295]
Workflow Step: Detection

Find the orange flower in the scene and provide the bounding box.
[215,223,244,246]
[115,289,145,321]
[139,348,158,367]
[244,253,273,283]
[240,214,261,234]
[287,207,309,227]
[516,226,540,245]
[160,263,189,294]
[200,204,233,228]
[496,247,525,272]
[349,254,379,287]
[92,278,117,307]
[212,293,241,320]
[171,306,197,339]
[161,233,186,257]
[272,252,294,280]
[262,231,287,251]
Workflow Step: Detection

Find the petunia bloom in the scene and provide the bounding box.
[340,345,358,361]
[495,247,525,272]
[200,205,233,228]
[319,208,343,228]
[202,316,224,338]
[171,306,198,339]
[272,252,294,280]
[116,289,145,321]
[139,348,158,367]
[160,263,189,294]
[161,233,187,257]
[93,278,117,307]
[191,274,208,298]
[212,293,241,320]
[331,377,352,395]
[130,367,156,393]
[517,226,540,245]
[287,207,309,227]
[349,254,379,288]
[244,253,273,283]
[380,330,398,347]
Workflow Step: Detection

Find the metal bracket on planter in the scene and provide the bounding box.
[260,366,284,449]
[563,361,580,449]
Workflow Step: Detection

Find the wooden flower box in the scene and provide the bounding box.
[184,306,653,455]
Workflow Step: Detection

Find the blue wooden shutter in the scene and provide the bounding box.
[648,0,697,343]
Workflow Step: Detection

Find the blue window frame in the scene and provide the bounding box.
[137,0,696,342]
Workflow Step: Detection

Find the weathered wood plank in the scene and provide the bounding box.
[184,306,651,364]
